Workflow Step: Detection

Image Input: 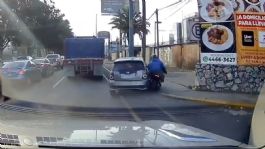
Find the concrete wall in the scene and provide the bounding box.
[196,64,265,93]
[172,45,182,68]
[159,47,174,67]
[183,44,200,69]
[157,43,200,70]
[111,43,200,70]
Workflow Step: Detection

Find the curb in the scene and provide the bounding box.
[161,93,255,110]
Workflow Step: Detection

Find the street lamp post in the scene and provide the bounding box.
[129,0,134,57]
[142,0,146,62]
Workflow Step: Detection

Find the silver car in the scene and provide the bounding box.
[109,57,148,92]
[16,56,33,61]
[33,58,54,77]
[46,54,63,69]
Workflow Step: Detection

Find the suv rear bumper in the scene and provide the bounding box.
[109,80,148,90]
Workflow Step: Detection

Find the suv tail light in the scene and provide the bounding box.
[109,72,114,80]
[142,73,148,79]
[142,71,148,79]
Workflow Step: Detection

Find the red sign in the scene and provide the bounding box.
[235,13,265,28]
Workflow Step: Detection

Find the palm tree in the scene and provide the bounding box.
[109,7,150,46]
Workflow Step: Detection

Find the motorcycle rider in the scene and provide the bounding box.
[147,55,167,82]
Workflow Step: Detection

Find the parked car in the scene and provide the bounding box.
[16,56,33,61]
[1,60,42,85]
[33,58,54,77]
[3,61,12,66]
[46,54,63,69]
[109,57,148,94]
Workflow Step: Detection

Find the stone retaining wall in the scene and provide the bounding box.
[195,64,265,93]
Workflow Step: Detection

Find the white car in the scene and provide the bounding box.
[109,57,148,93]
[16,56,33,61]
[46,54,63,69]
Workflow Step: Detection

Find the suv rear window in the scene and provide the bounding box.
[46,55,59,59]
[33,59,45,64]
[113,61,145,73]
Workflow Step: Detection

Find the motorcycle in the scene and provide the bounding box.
[147,73,163,91]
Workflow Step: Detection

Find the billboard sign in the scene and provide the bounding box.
[97,31,110,39]
[235,12,265,65]
[190,22,200,41]
[197,0,265,66]
[198,0,237,65]
[182,17,200,42]
[101,0,139,15]
[198,0,234,23]
[200,22,237,65]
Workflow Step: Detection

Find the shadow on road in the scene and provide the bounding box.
[114,89,160,96]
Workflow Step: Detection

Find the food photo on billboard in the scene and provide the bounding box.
[200,22,237,65]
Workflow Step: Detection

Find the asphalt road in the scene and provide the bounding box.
[0,69,253,144]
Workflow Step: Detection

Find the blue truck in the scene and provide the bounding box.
[63,37,105,78]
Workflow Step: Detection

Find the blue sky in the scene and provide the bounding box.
[53,0,198,45]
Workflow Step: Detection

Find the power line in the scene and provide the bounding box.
[163,0,191,20]
[147,11,155,20]
[158,0,182,11]
[147,0,183,20]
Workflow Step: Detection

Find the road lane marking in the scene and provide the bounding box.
[102,66,110,82]
[158,107,178,122]
[53,76,65,88]
[119,95,142,122]
[103,65,111,73]
[143,95,178,123]
[46,69,65,85]
[103,73,109,82]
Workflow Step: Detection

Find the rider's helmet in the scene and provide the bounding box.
[151,55,158,61]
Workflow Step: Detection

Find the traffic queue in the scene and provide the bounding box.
[0,54,64,87]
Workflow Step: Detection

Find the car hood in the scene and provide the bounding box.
[0,119,243,148]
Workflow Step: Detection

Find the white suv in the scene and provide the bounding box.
[46,54,63,69]
[109,57,148,93]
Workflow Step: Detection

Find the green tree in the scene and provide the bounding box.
[109,7,150,45]
[0,0,73,57]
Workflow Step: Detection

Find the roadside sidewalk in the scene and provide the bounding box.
[163,71,258,109]
[166,71,195,88]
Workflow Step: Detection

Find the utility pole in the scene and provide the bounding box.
[116,37,120,58]
[142,0,146,62]
[119,30,122,57]
[129,0,134,57]
[155,9,161,58]
[108,38,111,60]
[95,14,98,36]
[154,22,156,55]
